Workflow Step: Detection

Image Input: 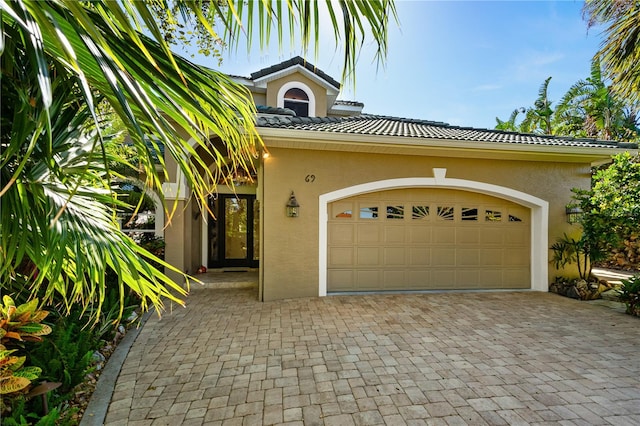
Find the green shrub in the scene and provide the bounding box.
[620,274,640,316]
[1,397,59,425]
[27,308,97,396]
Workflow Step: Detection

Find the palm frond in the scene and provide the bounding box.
[584,0,640,104]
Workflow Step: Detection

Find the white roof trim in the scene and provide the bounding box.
[253,64,340,96]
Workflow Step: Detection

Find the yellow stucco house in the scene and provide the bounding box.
[161,57,637,301]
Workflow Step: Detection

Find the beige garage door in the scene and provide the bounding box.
[328,188,530,292]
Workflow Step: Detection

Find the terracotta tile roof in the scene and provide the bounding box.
[250,56,341,89]
[256,113,638,149]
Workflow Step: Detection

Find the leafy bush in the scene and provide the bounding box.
[27,309,97,394]
[574,153,640,268]
[555,153,640,279]
[1,397,59,425]
[0,296,52,418]
[620,275,640,316]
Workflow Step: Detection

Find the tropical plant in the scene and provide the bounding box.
[554,153,640,281]
[588,152,640,226]
[551,233,597,281]
[619,274,640,316]
[495,107,526,132]
[555,59,639,141]
[495,77,557,135]
[583,0,640,105]
[0,296,51,413]
[1,0,396,319]
[521,77,556,135]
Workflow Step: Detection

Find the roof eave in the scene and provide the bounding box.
[257,128,637,164]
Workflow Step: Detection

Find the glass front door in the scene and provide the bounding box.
[208,194,259,268]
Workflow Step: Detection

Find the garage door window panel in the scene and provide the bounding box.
[412,205,430,220]
[508,208,526,222]
[461,207,478,221]
[386,205,404,219]
[333,201,354,218]
[360,206,378,219]
[485,209,502,222]
[437,206,455,221]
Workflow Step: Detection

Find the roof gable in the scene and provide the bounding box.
[250,56,341,90]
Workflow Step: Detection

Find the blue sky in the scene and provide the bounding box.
[179,1,603,130]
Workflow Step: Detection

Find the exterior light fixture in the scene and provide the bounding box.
[565,205,583,224]
[286,192,300,217]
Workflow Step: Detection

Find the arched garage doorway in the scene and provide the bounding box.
[318,169,549,296]
[327,189,530,292]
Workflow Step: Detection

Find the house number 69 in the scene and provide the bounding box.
[305,174,316,183]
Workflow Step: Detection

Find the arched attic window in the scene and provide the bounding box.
[284,88,309,117]
[277,82,316,117]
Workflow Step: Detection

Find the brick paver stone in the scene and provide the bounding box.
[103,287,640,425]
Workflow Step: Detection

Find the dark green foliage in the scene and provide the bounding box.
[577,153,640,265]
[620,275,640,316]
[1,397,60,425]
[589,153,640,228]
[552,153,640,282]
[28,310,97,394]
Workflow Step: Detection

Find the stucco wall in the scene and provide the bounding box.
[260,147,590,301]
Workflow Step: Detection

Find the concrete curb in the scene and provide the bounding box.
[80,310,153,426]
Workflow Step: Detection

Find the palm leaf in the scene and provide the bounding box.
[1,0,397,319]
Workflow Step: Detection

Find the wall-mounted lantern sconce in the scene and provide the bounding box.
[286,192,300,217]
[565,205,583,224]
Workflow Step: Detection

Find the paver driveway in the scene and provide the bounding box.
[104,287,640,425]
